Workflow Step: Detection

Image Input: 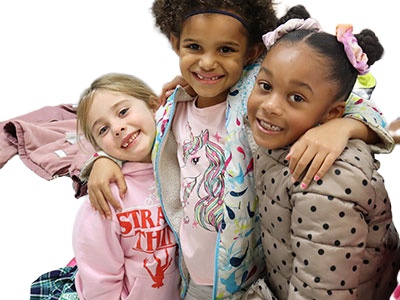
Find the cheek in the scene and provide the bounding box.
[288,116,315,138]
[247,94,259,118]
[179,53,193,67]
[143,116,157,135]
[95,136,114,152]
[228,59,246,78]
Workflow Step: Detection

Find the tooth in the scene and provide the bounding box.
[198,74,219,80]
[260,120,280,131]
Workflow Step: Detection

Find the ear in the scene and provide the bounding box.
[321,101,346,124]
[245,43,265,65]
[169,33,180,56]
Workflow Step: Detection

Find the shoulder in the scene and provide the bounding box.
[294,140,378,202]
[337,140,375,177]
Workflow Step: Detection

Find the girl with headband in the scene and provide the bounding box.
[245,18,400,299]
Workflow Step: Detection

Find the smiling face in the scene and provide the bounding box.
[247,42,345,149]
[171,13,260,108]
[87,90,156,163]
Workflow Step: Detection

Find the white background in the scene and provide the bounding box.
[0,1,398,299]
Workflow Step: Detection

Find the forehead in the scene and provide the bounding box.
[264,42,338,94]
[181,13,248,40]
[266,42,328,74]
[91,90,123,107]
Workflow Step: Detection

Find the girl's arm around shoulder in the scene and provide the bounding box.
[80,151,127,219]
[288,77,394,190]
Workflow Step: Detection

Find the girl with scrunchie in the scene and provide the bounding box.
[244,18,400,300]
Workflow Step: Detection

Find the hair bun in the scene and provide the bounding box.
[355,29,384,66]
[277,5,311,26]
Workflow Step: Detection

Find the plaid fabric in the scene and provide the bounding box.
[30,265,79,300]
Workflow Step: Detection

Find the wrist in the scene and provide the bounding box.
[342,117,370,140]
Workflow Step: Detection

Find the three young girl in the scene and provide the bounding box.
[81,2,395,299]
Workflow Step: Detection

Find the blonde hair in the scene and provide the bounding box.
[76,73,159,150]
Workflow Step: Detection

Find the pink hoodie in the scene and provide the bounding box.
[73,162,180,300]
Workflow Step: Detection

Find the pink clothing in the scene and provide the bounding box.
[172,99,226,285]
[0,104,93,198]
[391,273,400,300]
[73,162,180,300]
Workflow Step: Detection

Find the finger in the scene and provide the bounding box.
[165,89,174,98]
[97,195,112,219]
[161,76,184,93]
[287,144,306,171]
[291,149,316,183]
[101,186,120,214]
[159,89,174,105]
[300,153,325,188]
[158,94,167,106]
[314,153,337,181]
[115,174,128,201]
[89,188,107,218]
[88,191,100,212]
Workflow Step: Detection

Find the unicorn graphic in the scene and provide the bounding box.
[181,122,225,230]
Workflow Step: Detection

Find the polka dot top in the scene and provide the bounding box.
[254,139,400,300]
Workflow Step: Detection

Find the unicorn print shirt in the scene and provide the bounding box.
[172,98,226,285]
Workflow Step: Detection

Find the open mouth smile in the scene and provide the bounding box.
[194,73,224,82]
[121,130,140,148]
[259,119,282,132]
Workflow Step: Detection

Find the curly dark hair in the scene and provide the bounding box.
[277,5,311,26]
[355,29,384,66]
[152,0,278,46]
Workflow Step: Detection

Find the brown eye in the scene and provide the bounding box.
[186,43,200,51]
[220,46,234,53]
[289,94,304,103]
[260,82,272,92]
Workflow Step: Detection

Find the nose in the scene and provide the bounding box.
[260,93,283,116]
[113,125,126,137]
[199,52,217,70]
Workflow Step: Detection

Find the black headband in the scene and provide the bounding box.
[184,9,249,31]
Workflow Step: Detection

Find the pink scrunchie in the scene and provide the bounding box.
[262,18,322,50]
[336,24,369,75]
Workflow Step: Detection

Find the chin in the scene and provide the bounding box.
[254,135,285,150]
[253,135,270,149]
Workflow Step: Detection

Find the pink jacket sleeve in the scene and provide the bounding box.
[0,104,77,169]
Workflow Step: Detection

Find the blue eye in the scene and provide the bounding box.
[98,126,108,136]
[119,108,129,117]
